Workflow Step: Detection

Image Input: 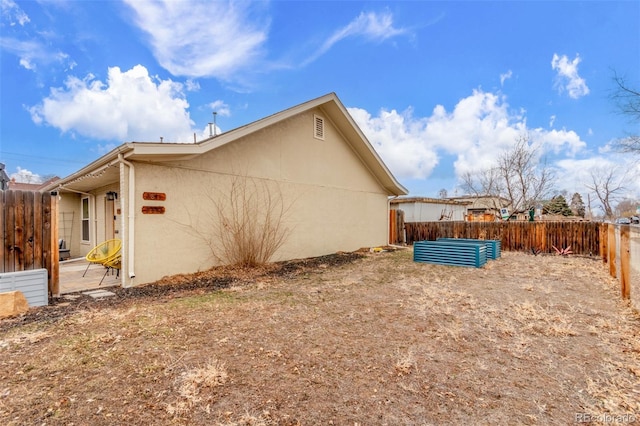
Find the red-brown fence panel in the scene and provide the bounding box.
[404,221,602,256]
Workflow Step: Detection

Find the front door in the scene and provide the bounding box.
[105,197,115,240]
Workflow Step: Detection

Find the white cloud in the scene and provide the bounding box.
[551,53,590,99]
[303,11,408,66]
[184,79,200,92]
[549,115,556,127]
[328,10,407,43]
[0,37,72,71]
[206,100,231,117]
[349,89,587,181]
[122,3,408,82]
[122,0,269,80]
[349,107,439,179]
[0,1,75,72]
[10,167,41,184]
[530,127,585,156]
[500,70,512,86]
[29,65,196,142]
[1,0,30,26]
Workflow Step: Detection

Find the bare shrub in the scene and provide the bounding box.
[213,177,290,267]
[182,175,292,267]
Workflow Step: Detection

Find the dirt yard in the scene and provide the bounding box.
[1,249,639,425]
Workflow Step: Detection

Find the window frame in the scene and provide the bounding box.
[81,196,91,243]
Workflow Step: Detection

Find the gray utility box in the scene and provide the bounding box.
[0,269,48,307]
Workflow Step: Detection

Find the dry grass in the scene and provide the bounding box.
[0,249,639,425]
[166,361,228,416]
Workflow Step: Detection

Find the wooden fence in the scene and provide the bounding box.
[0,190,58,296]
[404,221,603,256]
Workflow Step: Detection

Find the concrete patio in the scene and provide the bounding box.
[59,258,121,294]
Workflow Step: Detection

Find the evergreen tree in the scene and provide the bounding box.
[570,193,586,217]
[544,195,573,216]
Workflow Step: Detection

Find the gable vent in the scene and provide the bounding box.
[314,115,325,140]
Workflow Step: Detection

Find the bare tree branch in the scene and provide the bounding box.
[461,135,555,218]
[584,167,626,219]
[610,71,640,154]
[612,71,640,117]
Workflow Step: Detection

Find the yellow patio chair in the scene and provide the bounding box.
[83,239,122,277]
[100,253,122,285]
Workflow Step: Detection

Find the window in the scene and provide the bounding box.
[314,115,325,140]
[81,197,90,242]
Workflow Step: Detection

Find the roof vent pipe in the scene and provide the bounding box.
[208,122,213,137]
[213,111,217,136]
[160,136,163,142]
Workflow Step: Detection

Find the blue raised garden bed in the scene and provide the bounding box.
[437,238,501,259]
[414,240,487,268]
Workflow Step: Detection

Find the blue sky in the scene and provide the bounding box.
[1,0,639,208]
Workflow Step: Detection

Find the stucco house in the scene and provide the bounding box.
[44,93,407,287]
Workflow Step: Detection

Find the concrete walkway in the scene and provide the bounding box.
[59,258,120,294]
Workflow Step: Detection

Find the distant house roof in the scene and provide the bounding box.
[44,93,408,197]
[390,196,471,206]
[8,176,60,191]
[446,195,511,209]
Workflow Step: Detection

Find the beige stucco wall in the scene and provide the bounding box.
[122,108,391,285]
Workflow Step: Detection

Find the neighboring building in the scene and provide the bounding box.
[390,197,470,222]
[0,164,9,190]
[43,93,408,287]
[446,195,512,221]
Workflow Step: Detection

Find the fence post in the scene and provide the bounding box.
[4,190,16,272]
[50,192,60,297]
[389,209,396,245]
[397,209,405,244]
[620,226,630,299]
[608,225,616,279]
[600,223,608,263]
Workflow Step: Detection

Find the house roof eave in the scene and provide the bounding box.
[46,93,408,197]
[121,93,409,196]
[43,143,135,193]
